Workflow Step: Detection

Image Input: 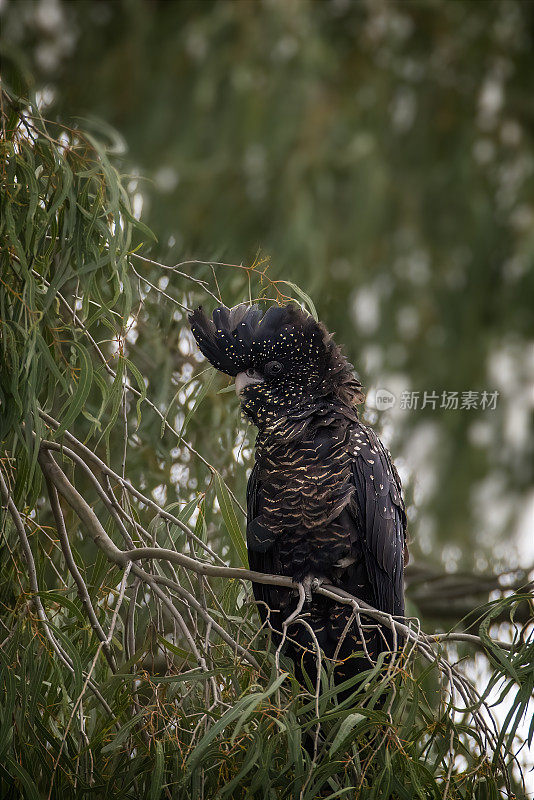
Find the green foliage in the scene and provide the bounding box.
[0,591,531,799]
[0,34,532,800]
[4,0,532,566]
[0,58,149,500]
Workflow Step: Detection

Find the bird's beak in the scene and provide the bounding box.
[235,370,264,397]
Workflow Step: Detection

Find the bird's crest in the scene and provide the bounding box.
[189,303,314,374]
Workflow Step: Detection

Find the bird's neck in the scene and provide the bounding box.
[254,395,358,453]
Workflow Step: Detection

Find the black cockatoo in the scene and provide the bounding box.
[189,302,407,687]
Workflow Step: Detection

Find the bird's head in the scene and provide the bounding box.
[189,303,364,426]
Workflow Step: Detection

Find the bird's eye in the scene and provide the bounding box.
[264,360,283,377]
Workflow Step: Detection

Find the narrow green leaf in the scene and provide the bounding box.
[101,714,144,753]
[149,740,165,800]
[4,757,41,800]
[56,341,93,436]
[230,672,289,744]
[276,280,318,321]
[214,472,248,567]
[125,356,146,428]
[161,368,215,440]
[329,713,365,755]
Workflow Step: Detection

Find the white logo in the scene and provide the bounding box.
[375,389,396,410]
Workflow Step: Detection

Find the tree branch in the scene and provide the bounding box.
[44,474,117,672]
[38,449,260,671]
[0,466,114,716]
[36,444,520,659]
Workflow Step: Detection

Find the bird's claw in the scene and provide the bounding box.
[301,574,324,603]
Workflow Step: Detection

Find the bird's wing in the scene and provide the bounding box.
[347,424,407,617]
[246,463,282,626]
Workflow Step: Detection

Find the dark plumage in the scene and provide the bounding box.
[190,302,408,687]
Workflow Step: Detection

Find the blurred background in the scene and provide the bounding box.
[2,0,533,584]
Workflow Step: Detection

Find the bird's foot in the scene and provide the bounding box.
[301,574,324,604]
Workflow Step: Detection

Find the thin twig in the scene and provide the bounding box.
[0,467,113,716]
[45,474,117,671]
[33,282,246,515]
[47,564,132,800]
[38,449,260,671]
